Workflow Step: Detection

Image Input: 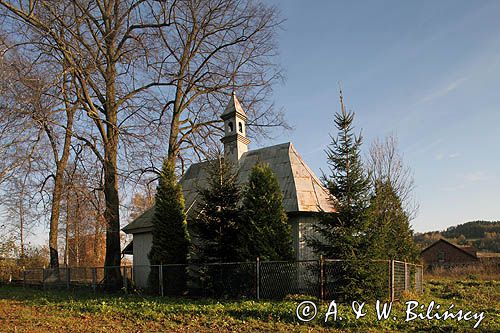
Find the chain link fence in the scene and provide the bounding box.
[0,259,422,301]
[391,260,424,301]
[0,266,23,283]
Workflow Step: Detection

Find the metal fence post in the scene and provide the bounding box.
[66,267,71,290]
[256,257,260,300]
[390,260,395,302]
[159,264,164,297]
[420,265,424,294]
[319,255,324,301]
[404,262,408,292]
[123,267,128,294]
[92,268,97,292]
[387,260,391,301]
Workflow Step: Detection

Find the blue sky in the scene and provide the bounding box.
[13,0,500,248]
[262,0,500,232]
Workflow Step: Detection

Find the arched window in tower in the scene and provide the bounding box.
[238,122,243,133]
[228,121,233,132]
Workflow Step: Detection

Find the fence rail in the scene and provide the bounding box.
[0,259,423,302]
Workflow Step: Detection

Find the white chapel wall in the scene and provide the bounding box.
[132,232,153,288]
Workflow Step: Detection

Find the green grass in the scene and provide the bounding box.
[0,278,498,332]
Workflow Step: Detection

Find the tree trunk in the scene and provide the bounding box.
[167,113,181,166]
[103,143,122,290]
[166,89,184,166]
[102,61,122,289]
[48,168,64,268]
[19,200,24,260]
[64,196,69,266]
[74,198,80,267]
[48,108,75,268]
[93,215,101,266]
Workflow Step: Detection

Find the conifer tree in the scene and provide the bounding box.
[194,157,241,262]
[191,157,246,297]
[308,92,371,257]
[307,91,373,300]
[240,162,294,261]
[367,181,419,262]
[148,160,190,294]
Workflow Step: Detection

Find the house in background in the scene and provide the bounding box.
[420,239,479,268]
[122,93,335,288]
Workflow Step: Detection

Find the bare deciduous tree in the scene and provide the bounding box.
[367,134,419,220]
[0,36,78,268]
[0,1,174,286]
[0,0,285,289]
[148,0,285,165]
[60,161,106,267]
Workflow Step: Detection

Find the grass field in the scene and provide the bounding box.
[0,278,498,332]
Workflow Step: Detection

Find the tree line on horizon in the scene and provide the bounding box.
[414,220,500,253]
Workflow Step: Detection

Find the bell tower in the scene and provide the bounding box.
[221,92,250,163]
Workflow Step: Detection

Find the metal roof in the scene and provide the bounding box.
[122,142,334,234]
[220,92,247,120]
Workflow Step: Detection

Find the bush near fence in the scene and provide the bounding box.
[0,259,423,302]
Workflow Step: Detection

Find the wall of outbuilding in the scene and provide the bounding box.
[421,241,477,267]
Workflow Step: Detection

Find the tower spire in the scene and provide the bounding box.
[220,92,250,163]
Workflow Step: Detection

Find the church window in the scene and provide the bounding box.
[239,122,243,133]
[228,121,233,132]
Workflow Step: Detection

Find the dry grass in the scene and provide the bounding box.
[425,262,499,281]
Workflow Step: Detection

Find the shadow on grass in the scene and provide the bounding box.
[0,284,299,323]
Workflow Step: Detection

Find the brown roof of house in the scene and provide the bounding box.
[122,142,334,234]
[420,238,478,259]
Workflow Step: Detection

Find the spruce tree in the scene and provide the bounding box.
[148,160,190,294]
[367,181,419,262]
[240,162,294,261]
[191,157,246,297]
[307,93,373,300]
[308,94,371,257]
[194,157,241,262]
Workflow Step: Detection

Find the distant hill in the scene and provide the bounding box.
[414,220,500,253]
